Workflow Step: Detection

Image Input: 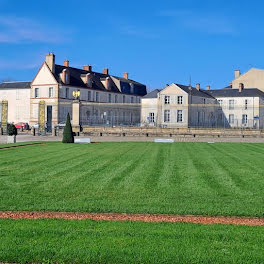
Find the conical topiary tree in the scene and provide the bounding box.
[62,113,74,143]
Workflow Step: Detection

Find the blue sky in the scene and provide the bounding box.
[0,0,264,91]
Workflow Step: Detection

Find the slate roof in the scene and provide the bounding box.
[143,89,161,98]
[205,88,264,98]
[0,81,31,89]
[53,65,147,96]
[175,84,214,99]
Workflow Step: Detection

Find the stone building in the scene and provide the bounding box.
[141,83,216,128]
[141,69,264,129]
[0,53,147,131]
[0,82,31,124]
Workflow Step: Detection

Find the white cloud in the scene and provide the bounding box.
[0,16,68,43]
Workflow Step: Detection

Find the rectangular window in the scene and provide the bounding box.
[149,113,155,123]
[123,112,126,122]
[242,114,248,124]
[49,87,53,98]
[115,95,118,103]
[177,110,183,122]
[123,95,126,103]
[108,94,111,103]
[96,92,99,102]
[65,88,69,98]
[229,99,234,110]
[35,88,39,98]
[245,99,248,110]
[229,114,234,124]
[164,96,170,104]
[177,96,183,105]
[131,97,134,103]
[218,100,223,108]
[87,91,91,101]
[164,110,170,122]
[203,99,206,104]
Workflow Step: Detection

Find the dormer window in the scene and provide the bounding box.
[86,73,92,88]
[62,69,70,84]
[130,84,134,94]
[65,72,69,83]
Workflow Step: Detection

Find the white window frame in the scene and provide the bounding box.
[149,112,155,123]
[229,114,234,124]
[177,110,183,122]
[88,91,91,101]
[242,114,248,125]
[245,99,248,110]
[35,88,39,98]
[164,96,170,105]
[108,94,111,103]
[177,96,183,105]
[218,99,223,108]
[229,99,234,110]
[49,87,54,98]
[164,110,170,122]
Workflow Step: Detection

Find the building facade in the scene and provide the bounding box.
[0,82,31,124]
[141,78,264,129]
[141,83,217,128]
[0,53,147,131]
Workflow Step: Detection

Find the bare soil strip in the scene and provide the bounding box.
[0,143,45,150]
[0,211,264,226]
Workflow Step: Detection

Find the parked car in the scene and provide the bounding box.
[15,122,30,130]
[55,122,66,129]
[31,123,40,129]
[14,122,26,129]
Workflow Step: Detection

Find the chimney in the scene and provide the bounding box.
[64,60,69,67]
[45,53,55,73]
[196,83,200,91]
[239,83,244,92]
[83,65,92,71]
[206,85,210,90]
[123,72,129,80]
[235,69,241,79]
[103,68,109,75]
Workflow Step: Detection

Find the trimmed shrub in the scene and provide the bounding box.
[62,113,74,143]
[7,124,17,136]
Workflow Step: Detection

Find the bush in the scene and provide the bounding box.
[7,124,17,136]
[62,113,74,143]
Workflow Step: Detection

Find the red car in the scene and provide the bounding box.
[15,122,29,129]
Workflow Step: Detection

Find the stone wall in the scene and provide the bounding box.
[81,126,264,138]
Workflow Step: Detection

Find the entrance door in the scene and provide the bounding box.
[47,106,52,132]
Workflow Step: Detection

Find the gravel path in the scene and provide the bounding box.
[1,211,264,226]
[2,134,264,143]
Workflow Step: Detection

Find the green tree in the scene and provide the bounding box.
[7,124,17,136]
[62,113,74,143]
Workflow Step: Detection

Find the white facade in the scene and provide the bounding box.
[0,84,30,124]
[141,83,264,129]
[29,54,146,130]
[141,84,216,128]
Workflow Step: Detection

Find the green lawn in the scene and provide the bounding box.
[1,142,264,216]
[0,219,264,264]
